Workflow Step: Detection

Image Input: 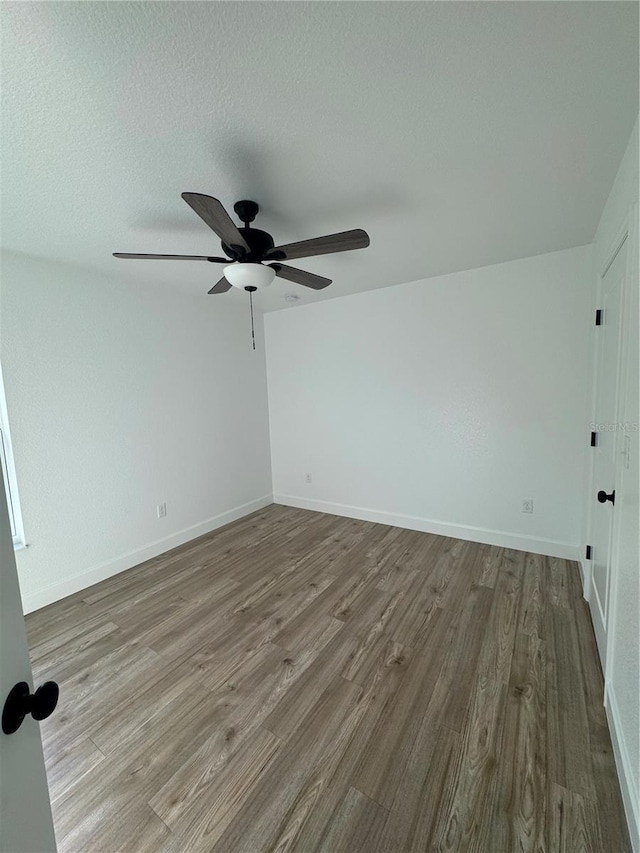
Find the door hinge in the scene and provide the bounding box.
[590,431,598,447]
[595,309,603,326]
[585,545,592,560]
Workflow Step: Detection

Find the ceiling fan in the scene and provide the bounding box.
[113,193,370,295]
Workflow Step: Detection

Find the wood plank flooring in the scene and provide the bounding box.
[26,504,631,852]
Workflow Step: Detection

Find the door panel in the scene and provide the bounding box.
[0,468,56,852]
[590,236,627,663]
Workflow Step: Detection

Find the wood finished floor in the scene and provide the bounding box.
[26,504,631,853]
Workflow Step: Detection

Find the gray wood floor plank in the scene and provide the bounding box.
[153,727,282,851]
[315,786,388,853]
[210,675,363,853]
[520,551,546,639]
[546,603,597,800]
[477,548,524,684]
[434,674,507,852]
[546,782,603,853]
[351,606,455,809]
[377,723,461,852]
[487,631,547,852]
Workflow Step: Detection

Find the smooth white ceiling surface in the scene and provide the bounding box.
[1,2,638,312]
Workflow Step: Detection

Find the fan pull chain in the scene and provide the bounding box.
[249,289,256,350]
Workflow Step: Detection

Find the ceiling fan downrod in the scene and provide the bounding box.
[246,285,257,350]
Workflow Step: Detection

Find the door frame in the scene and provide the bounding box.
[584,206,636,681]
[601,202,639,699]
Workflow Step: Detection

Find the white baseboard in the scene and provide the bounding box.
[606,685,640,852]
[22,494,273,614]
[273,494,580,560]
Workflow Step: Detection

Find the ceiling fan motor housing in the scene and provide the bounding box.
[221,227,275,262]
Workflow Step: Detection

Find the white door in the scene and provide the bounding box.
[589,235,627,664]
[0,467,57,852]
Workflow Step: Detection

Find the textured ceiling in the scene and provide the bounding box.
[1,1,638,312]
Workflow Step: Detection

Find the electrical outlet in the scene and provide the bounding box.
[157,502,167,519]
[305,473,312,484]
[522,499,534,514]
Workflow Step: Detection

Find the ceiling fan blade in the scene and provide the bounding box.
[266,228,369,262]
[269,263,332,290]
[208,277,232,294]
[181,193,250,254]
[113,253,228,262]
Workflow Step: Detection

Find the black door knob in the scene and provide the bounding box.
[597,490,615,505]
[2,681,59,735]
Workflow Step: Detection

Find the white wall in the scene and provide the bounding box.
[265,245,592,557]
[0,250,272,613]
[587,118,639,851]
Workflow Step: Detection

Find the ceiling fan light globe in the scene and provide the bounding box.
[224,263,275,291]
